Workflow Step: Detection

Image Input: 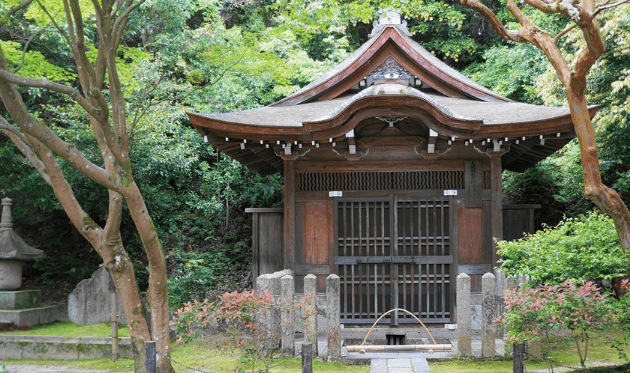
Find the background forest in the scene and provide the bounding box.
[1,0,629,308]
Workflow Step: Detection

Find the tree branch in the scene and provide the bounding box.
[112,0,146,47]
[0,117,52,186]
[458,0,524,42]
[29,133,103,245]
[595,0,630,15]
[0,67,103,121]
[553,23,578,44]
[12,24,50,74]
[0,0,33,27]
[34,0,72,47]
[0,73,124,190]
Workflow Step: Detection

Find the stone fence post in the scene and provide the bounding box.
[255,269,294,352]
[326,274,340,361]
[482,272,496,357]
[303,274,318,356]
[456,273,471,357]
[281,274,295,356]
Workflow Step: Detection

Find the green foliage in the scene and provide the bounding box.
[497,211,629,286]
[0,40,76,82]
[463,43,546,102]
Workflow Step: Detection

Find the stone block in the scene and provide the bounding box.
[0,290,41,309]
[0,261,22,290]
[0,306,57,327]
[68,267,126,326]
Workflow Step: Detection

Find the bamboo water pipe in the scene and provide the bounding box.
[347,344,452,352]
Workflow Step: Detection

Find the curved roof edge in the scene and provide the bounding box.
[271,26,510,107]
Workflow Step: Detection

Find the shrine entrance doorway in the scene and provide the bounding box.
[335,195,453,325]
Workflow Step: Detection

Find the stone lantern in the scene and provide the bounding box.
[0,197,43,290]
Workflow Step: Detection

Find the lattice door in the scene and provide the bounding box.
[335,197,452,324]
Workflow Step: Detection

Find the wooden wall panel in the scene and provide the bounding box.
[296,201,334,291]
[257,212,284,277]
[457,204,484,265]
[465,160,482,208]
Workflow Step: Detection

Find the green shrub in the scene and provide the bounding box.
[497,210,629,286]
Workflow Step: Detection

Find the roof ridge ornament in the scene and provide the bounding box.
[369,8,411,38]
[369,58,414,82]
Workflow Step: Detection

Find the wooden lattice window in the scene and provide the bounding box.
[297,171,464,192]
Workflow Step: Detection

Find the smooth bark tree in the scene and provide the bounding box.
[0,1,172,372]
[457,0,630,250]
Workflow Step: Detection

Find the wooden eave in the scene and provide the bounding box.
[187,113,309,142]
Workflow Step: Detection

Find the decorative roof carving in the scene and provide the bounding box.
[369,59,413,81]
[369,9,411,37]
[375,116,408,127]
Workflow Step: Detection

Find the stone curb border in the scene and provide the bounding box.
[0,335,133,359]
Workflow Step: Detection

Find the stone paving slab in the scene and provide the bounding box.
[370,358,431,373]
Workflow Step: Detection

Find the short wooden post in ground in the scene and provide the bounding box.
[145,341,156,373]
[301,342,313,373]
[303,274,318,356]
[111,291,118,360]
[482,272,496,357]
[457,273,472,357]
[513,343,525,373]
[326,274,340,361]
[281,274,295,356]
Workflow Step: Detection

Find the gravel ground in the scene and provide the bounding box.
[2,364,126,373]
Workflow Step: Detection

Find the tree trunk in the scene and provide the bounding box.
[566,86,630,250]
[104,247,152,371]
[124,183,173,373]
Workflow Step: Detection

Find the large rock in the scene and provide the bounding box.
[68,268,126,325]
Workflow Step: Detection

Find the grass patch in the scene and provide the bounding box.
[429,329,630,373]
[0,321,129,338]
[168,339,369,372]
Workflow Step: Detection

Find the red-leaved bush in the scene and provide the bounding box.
[173,290,315,373]
[496,278,630,369]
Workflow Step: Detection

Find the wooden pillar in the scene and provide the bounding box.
[284,158,296,272]
[489,153,503,270]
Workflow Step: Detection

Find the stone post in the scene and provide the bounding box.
[456,273,471,357]
[304,274,318,356]
[482,272,496,357]
[255,275,275,350]
[269,275,282,344]
[326,274,340,361]
[281,274,295,356]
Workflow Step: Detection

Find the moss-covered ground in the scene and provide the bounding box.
[0,321,129,338]
[429,330,630,373]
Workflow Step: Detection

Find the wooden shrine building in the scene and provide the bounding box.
[188,11,597,325]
